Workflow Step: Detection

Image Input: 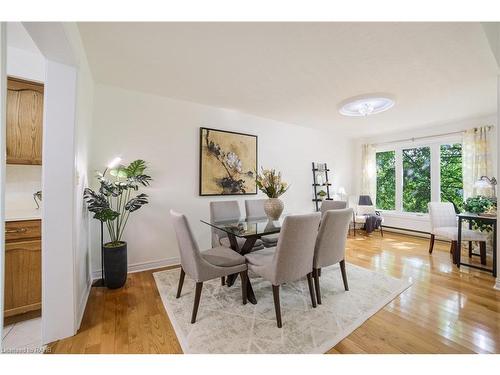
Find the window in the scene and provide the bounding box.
[440,143,463,211]
[375,139,463,214]
[376,151,396,210]
[402,147,431,213]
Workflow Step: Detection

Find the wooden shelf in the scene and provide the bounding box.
[312,162,333,212]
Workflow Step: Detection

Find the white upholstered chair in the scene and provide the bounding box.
[209,200,264,250]
[351,197,384,236]
[244,213,321,328]
[244,199,279,247]
[313,208,353,304]
[428,202,488,264]
[320,200,347,217]
[170,210,249,323]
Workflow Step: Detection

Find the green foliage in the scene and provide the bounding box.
[464,196,497,232]
[83,159,151,244]
[376,151,396,210]
[403,147,431,213]
[464,196,496,214]
[440,144,463,211]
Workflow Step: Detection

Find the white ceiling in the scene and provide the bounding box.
[7,22,41,54]
[78,22,498,137]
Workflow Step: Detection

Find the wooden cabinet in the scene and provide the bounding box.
[6,77,44,165]
[4,220,42,318]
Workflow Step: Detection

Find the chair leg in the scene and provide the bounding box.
[221,276,225,286]
[428,234,435,254]
[340,259,349,291]
[313,268,321,305]
[480,241,487,265]
[450,241,457,264]
[176,267,185,298]
[239,271,248,305]
[306,272,317,308]
[380,226,384,237]
[272,285,282,328]
[468,241,473,258]
[191,282,203,324]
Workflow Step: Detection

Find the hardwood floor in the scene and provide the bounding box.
[48,231,500,354]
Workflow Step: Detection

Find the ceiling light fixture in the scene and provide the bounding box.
[339,96,395,117]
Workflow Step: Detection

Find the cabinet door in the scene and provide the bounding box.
[6,78,44,165]
[4,240,42,317]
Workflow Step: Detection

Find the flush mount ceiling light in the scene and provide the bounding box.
[339,96,395,117]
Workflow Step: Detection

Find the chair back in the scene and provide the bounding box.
[170,210,204,280]
[314,208,353,269]
[245,199,267,220]
[271,213,321,284]
[356,205,376,216]
[320,200,347,217]
[209,200,241,247]
[428,202,457,232]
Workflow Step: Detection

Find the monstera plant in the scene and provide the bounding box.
[84,159,152,288]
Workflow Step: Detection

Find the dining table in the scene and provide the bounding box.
[200,216,284,304]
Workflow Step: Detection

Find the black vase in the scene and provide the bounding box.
[103,241,128,289]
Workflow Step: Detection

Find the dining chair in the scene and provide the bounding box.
[244,199,279,247]
[312,208,353,304]
[210,201,264,251]
[320,200,347,217]
[170,210,249,323]
[244,212,321,328]
[428,202,488,264]
[351,195,384,236]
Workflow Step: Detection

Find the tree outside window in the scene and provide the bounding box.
[403,147,431,213]
[376,151,396,210]
[440,143,463,211]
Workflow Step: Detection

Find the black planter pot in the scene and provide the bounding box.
[103,241,128,289]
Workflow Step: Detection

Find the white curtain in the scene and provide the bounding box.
[462,126,494,200]
[361,144,376,203]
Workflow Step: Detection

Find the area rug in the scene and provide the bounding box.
[153,263,411,353]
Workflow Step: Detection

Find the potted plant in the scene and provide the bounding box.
[318,190,327,201]
[84,159,152,289]
[255,168,289,220]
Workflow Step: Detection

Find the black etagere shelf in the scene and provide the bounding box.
[312,162,333,212]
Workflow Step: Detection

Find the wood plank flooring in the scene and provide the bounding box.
[48,231,500,354]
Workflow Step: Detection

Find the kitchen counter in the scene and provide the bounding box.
[5,208,42,222]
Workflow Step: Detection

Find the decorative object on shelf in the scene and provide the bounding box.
[256,168,289,220]
[199,127,257,196]
[474,176,497,197]
[312,162,333,212]
[84,158,152,289]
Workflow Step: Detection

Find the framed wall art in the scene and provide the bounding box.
[199,127,258,196]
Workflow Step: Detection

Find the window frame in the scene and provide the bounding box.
[374,135,462,216]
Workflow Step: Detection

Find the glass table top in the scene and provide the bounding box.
[201,217,284,238]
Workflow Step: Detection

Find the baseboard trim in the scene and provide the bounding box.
[91,256,180,280]
[76,281,91,330]
[494,278,500,291]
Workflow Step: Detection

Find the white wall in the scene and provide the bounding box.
[6,46,45,83]
[5,165,42,211]
[89,84,352,275]
[63,23,95,331]
[0,22,7,350]
[351,114,498,233]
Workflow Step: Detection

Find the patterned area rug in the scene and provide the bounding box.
[153,263,411,353]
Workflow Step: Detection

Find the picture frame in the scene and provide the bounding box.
[199,127,258,196]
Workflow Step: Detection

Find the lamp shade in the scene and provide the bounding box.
[358,195,373,206]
